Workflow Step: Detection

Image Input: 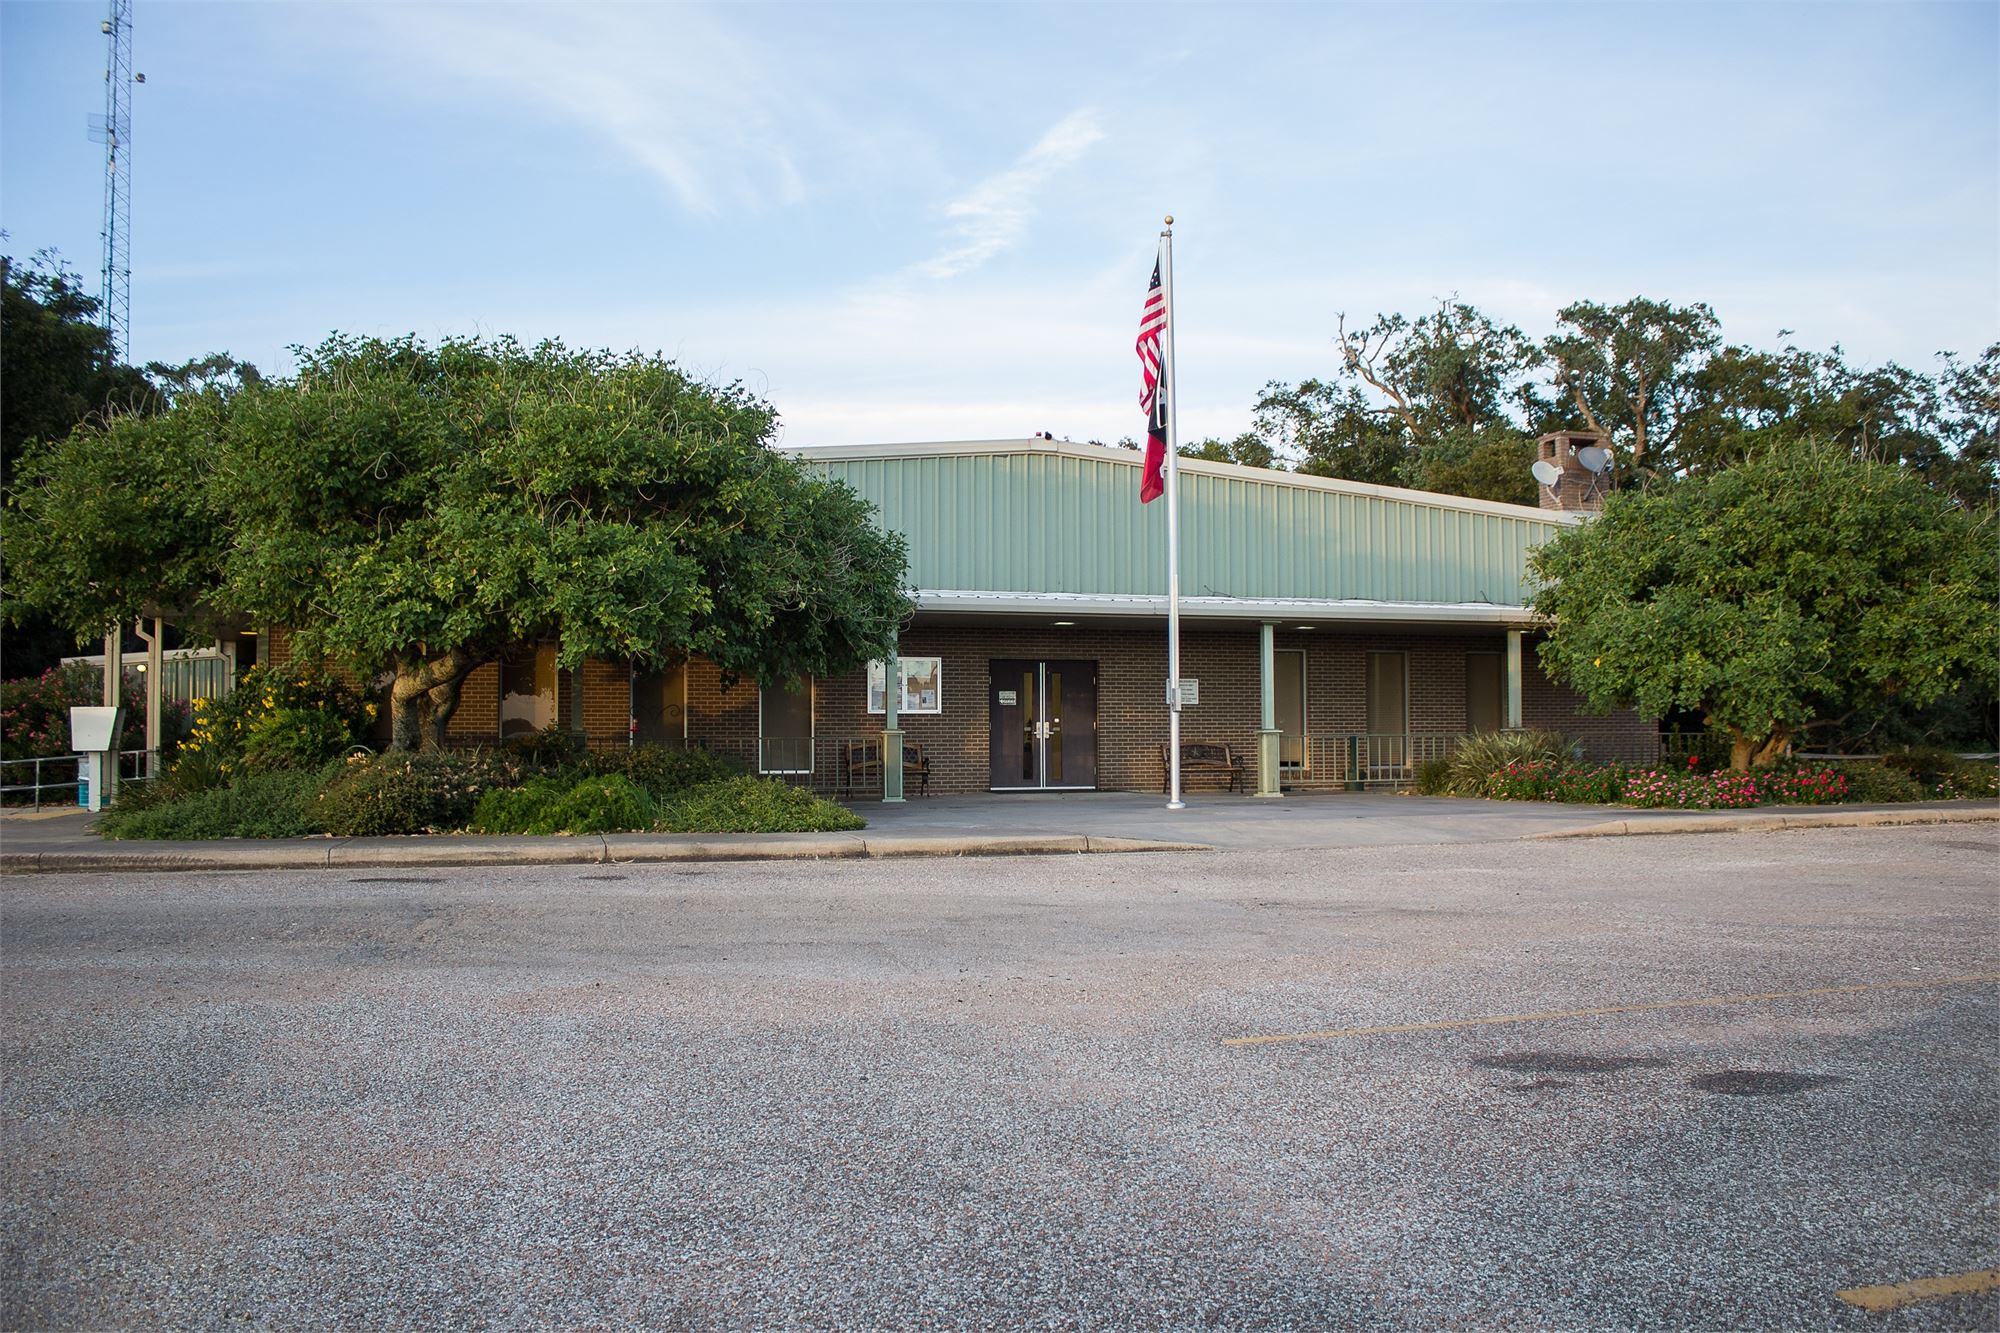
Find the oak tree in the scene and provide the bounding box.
[1529,442,1997,770]
[7,334,911,750]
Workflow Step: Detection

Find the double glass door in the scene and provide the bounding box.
[988,660,1097,790]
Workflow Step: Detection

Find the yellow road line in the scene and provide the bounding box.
[1222,973,2000,1047]
[1837,1268,2000,1314]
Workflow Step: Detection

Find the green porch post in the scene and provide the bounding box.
[1256,621,1282,797]
[881,632,904,803]
[1505,628,1524,730]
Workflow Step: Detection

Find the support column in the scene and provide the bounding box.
[101,628,123,805]
[1256,621,1282,797]
[1505,629,1524,730]
[136,617,163,777]
[880,632,904,803]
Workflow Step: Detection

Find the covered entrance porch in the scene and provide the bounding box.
[839,596,1573,801]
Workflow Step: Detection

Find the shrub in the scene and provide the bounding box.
[183,664,374,778]
[1882,747,1967,789]
[240,704,356,772]
[1447,731,1576,794]
[1411,757,1452,796]
[545,775,655,834]
[470,774,656,835]
[1833,762,1924,804]
[149,744,235,800]
[314,750,518,836]
[500,724,583,768]
[470,777,569,834]
[2,663,157,761]
[98,767,333,840]
[656,777,865,834]
[1929,761,1998,800]
[584,743,740,798]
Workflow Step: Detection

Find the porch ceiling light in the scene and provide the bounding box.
[1296,624,1316,629]
[1051,620,1074,626]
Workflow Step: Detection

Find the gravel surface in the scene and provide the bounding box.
[4,825,1996,1329]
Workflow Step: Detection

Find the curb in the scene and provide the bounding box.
[1526,805,2000,840]
[0,832,1213,876]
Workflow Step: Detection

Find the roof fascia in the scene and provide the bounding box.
[789,438,1584,525]
[912,589,1539,627]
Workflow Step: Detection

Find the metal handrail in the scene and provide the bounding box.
[0,749,152,811]
[1287,731,1469,788]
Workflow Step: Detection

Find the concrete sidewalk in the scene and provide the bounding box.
[1,790,1991,874]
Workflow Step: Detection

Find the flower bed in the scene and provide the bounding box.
[1429,730,1991,809]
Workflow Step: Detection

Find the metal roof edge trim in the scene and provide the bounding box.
[789,438,1584,525]
[912,590,1538,625]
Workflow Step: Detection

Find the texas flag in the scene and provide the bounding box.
[1135,251,1167,503]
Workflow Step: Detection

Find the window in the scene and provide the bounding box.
[759,678,813,774]
[499,645,556,738]
[867,657,943,715]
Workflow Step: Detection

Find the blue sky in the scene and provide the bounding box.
[3,1,1994,448]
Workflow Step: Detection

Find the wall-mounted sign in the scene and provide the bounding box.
[1168,678,1199,707]
[997,690,1017,705]
[868,657,943,714]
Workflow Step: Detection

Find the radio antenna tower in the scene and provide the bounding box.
[88,0,140,360]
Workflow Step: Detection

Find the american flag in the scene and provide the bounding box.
[1136,250,1168,503]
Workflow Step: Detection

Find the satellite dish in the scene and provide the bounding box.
[1530,459,1562,487]
[1576,445,1609,474]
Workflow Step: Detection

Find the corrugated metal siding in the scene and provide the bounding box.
[812,451,1559,606]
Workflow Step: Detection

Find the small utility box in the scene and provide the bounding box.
[69,706,124,812]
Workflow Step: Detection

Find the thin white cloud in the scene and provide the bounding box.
[914,109,1105,279]
[357,4,825,214]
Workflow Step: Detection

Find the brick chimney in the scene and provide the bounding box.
[1534,431,1611,513]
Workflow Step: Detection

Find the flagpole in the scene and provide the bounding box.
[1161,215,1183,811]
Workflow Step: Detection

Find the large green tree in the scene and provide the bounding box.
[0,251,152,490]
[1178,431,1279,469]
[7,334,911,750]
[1544,297,1721,481]
[0,251,165,675]
[1529,441,1997,770]
[1255,299,1546,503]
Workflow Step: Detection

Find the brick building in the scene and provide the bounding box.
[277,437,1651,796]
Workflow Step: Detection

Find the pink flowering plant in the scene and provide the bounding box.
[0,663,180,761]
[1452,752,1854,810]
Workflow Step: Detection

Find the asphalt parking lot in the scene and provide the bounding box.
[4,824,1996,1328]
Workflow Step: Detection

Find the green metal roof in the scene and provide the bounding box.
[795,439,1574,613]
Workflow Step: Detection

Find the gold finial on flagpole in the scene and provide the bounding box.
[1164,214,1174,226]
